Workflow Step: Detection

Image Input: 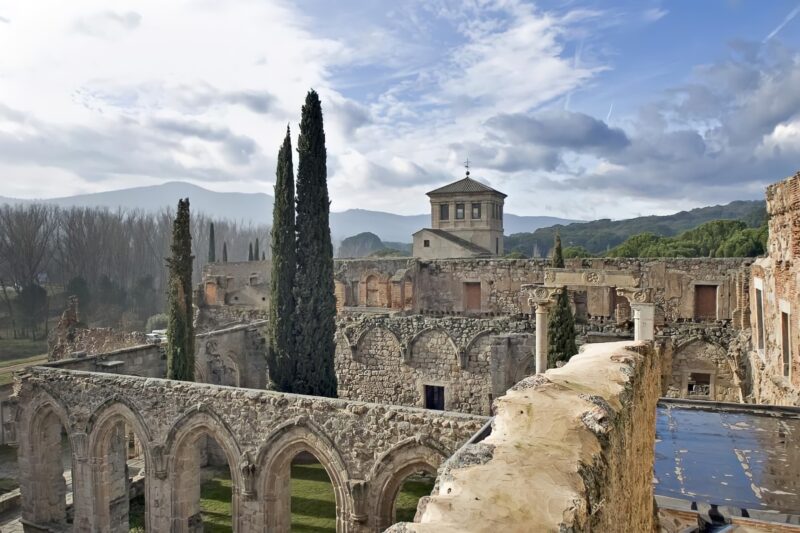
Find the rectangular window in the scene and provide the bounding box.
[423,239,430,248]
[439,204,449,221]
[495,237,499,254]
[756,288,765,351]
[498,205,503,220]
[782,311,791,377]
[351,281,359,305]
[464,282,481,312]
[687,373,711,398]
[694,285,717,320]
[455,203,465,219]
[471,203,481,219]
[424,385,445,410]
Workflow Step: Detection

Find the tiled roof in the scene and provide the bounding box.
[424,229,493,256]
[427,177,507,197]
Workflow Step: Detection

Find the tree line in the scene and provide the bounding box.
[0,203,269,339]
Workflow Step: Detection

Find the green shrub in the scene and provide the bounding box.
[145,313,168,332]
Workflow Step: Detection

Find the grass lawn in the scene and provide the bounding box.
[0,338,47,363]
[127,461,434,532]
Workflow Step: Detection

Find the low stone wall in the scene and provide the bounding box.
[41,343,165,377]
[388,341,659,532]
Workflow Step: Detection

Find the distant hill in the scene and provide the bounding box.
[506,200,767,257]
[0,182,275,226]
[337,232,412,258]
[0,182,576,243]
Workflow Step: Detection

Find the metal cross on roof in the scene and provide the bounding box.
[464,156,470,177]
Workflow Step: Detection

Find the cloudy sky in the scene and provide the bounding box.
[1,0,799,219]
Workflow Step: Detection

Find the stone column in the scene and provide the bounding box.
[535,303,550,374]
[631,303,655,341]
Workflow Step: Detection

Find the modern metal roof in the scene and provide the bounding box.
[426,177,507,197]
[654,399,800,521]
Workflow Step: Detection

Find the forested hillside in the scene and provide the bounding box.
[504,200,766,257]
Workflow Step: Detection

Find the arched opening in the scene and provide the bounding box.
[290,451,338,532]
[28,404,73,529]
[378,463,436,528]
[261,427,350,533]
[366,275,380,307]
[169,415,240,533]
[89,403,150,532]
[370,442,444,531]
[209,352,241,387]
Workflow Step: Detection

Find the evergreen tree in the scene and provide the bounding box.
[254,238,260,261]
[294,90,337,397]
[248,242,254,261]
[166,198,195,381]
[267,126,297,392]
[222,242,228,263]
[548,288,577,368]
[208,222,216,263]
[552,232,565,268]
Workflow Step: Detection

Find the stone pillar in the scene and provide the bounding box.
[69,432,93,532]
[631,303,655,341]
[535,303,550,374]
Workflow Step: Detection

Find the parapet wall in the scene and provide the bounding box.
[388,341,659,532]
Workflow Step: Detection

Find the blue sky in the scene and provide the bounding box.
[0,0,799,219]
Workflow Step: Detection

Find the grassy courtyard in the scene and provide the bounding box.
[129,462,433,532]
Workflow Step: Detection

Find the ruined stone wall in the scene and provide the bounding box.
[12,366,486,532]
[195,321,267,389]
[413,257,750,320]
[42,343,165,377]
[388,341,659,533]
[747,172,800,406]
[335,315,534,415]
[658,323,744,402]
[48,325,149,361]
[199,260,269,308]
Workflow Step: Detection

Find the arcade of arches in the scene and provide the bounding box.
[13,367,484,532]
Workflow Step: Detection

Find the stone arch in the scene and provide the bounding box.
[369,437,447,530]
[464,329,496,358]
[258,417,352,532]
[87,399,153,532]
[409,328,459,361]
[355,326,403,362]
[365,274,381,307]
[20,391,74,529]
[670,337,736,401]
[166,407,243,532]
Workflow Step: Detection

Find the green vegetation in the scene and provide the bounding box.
[0,338,47,362]
[395,474,435,522]
[145,313,168,333]
[208,222,216,263]
[547,235,577,368]
[166,198,195,381]
[607,219,767,258]
[294,90,337,397]
[504,200,766,257]
[268,126,297,393]
[222,241,228,262]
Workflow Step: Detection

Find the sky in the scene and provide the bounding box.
[1,0,800,219]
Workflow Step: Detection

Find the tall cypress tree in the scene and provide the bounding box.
[294,90,337,397]
[248,242,254,261]
[552,232,565,268]
[208,222,216,263]
[254,238,260,262]
[166,198,195,381]
[222,242,228,263]
[548,288,577,368]
[268,126,296,392]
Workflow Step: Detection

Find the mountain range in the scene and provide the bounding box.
[0,182,576,243]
